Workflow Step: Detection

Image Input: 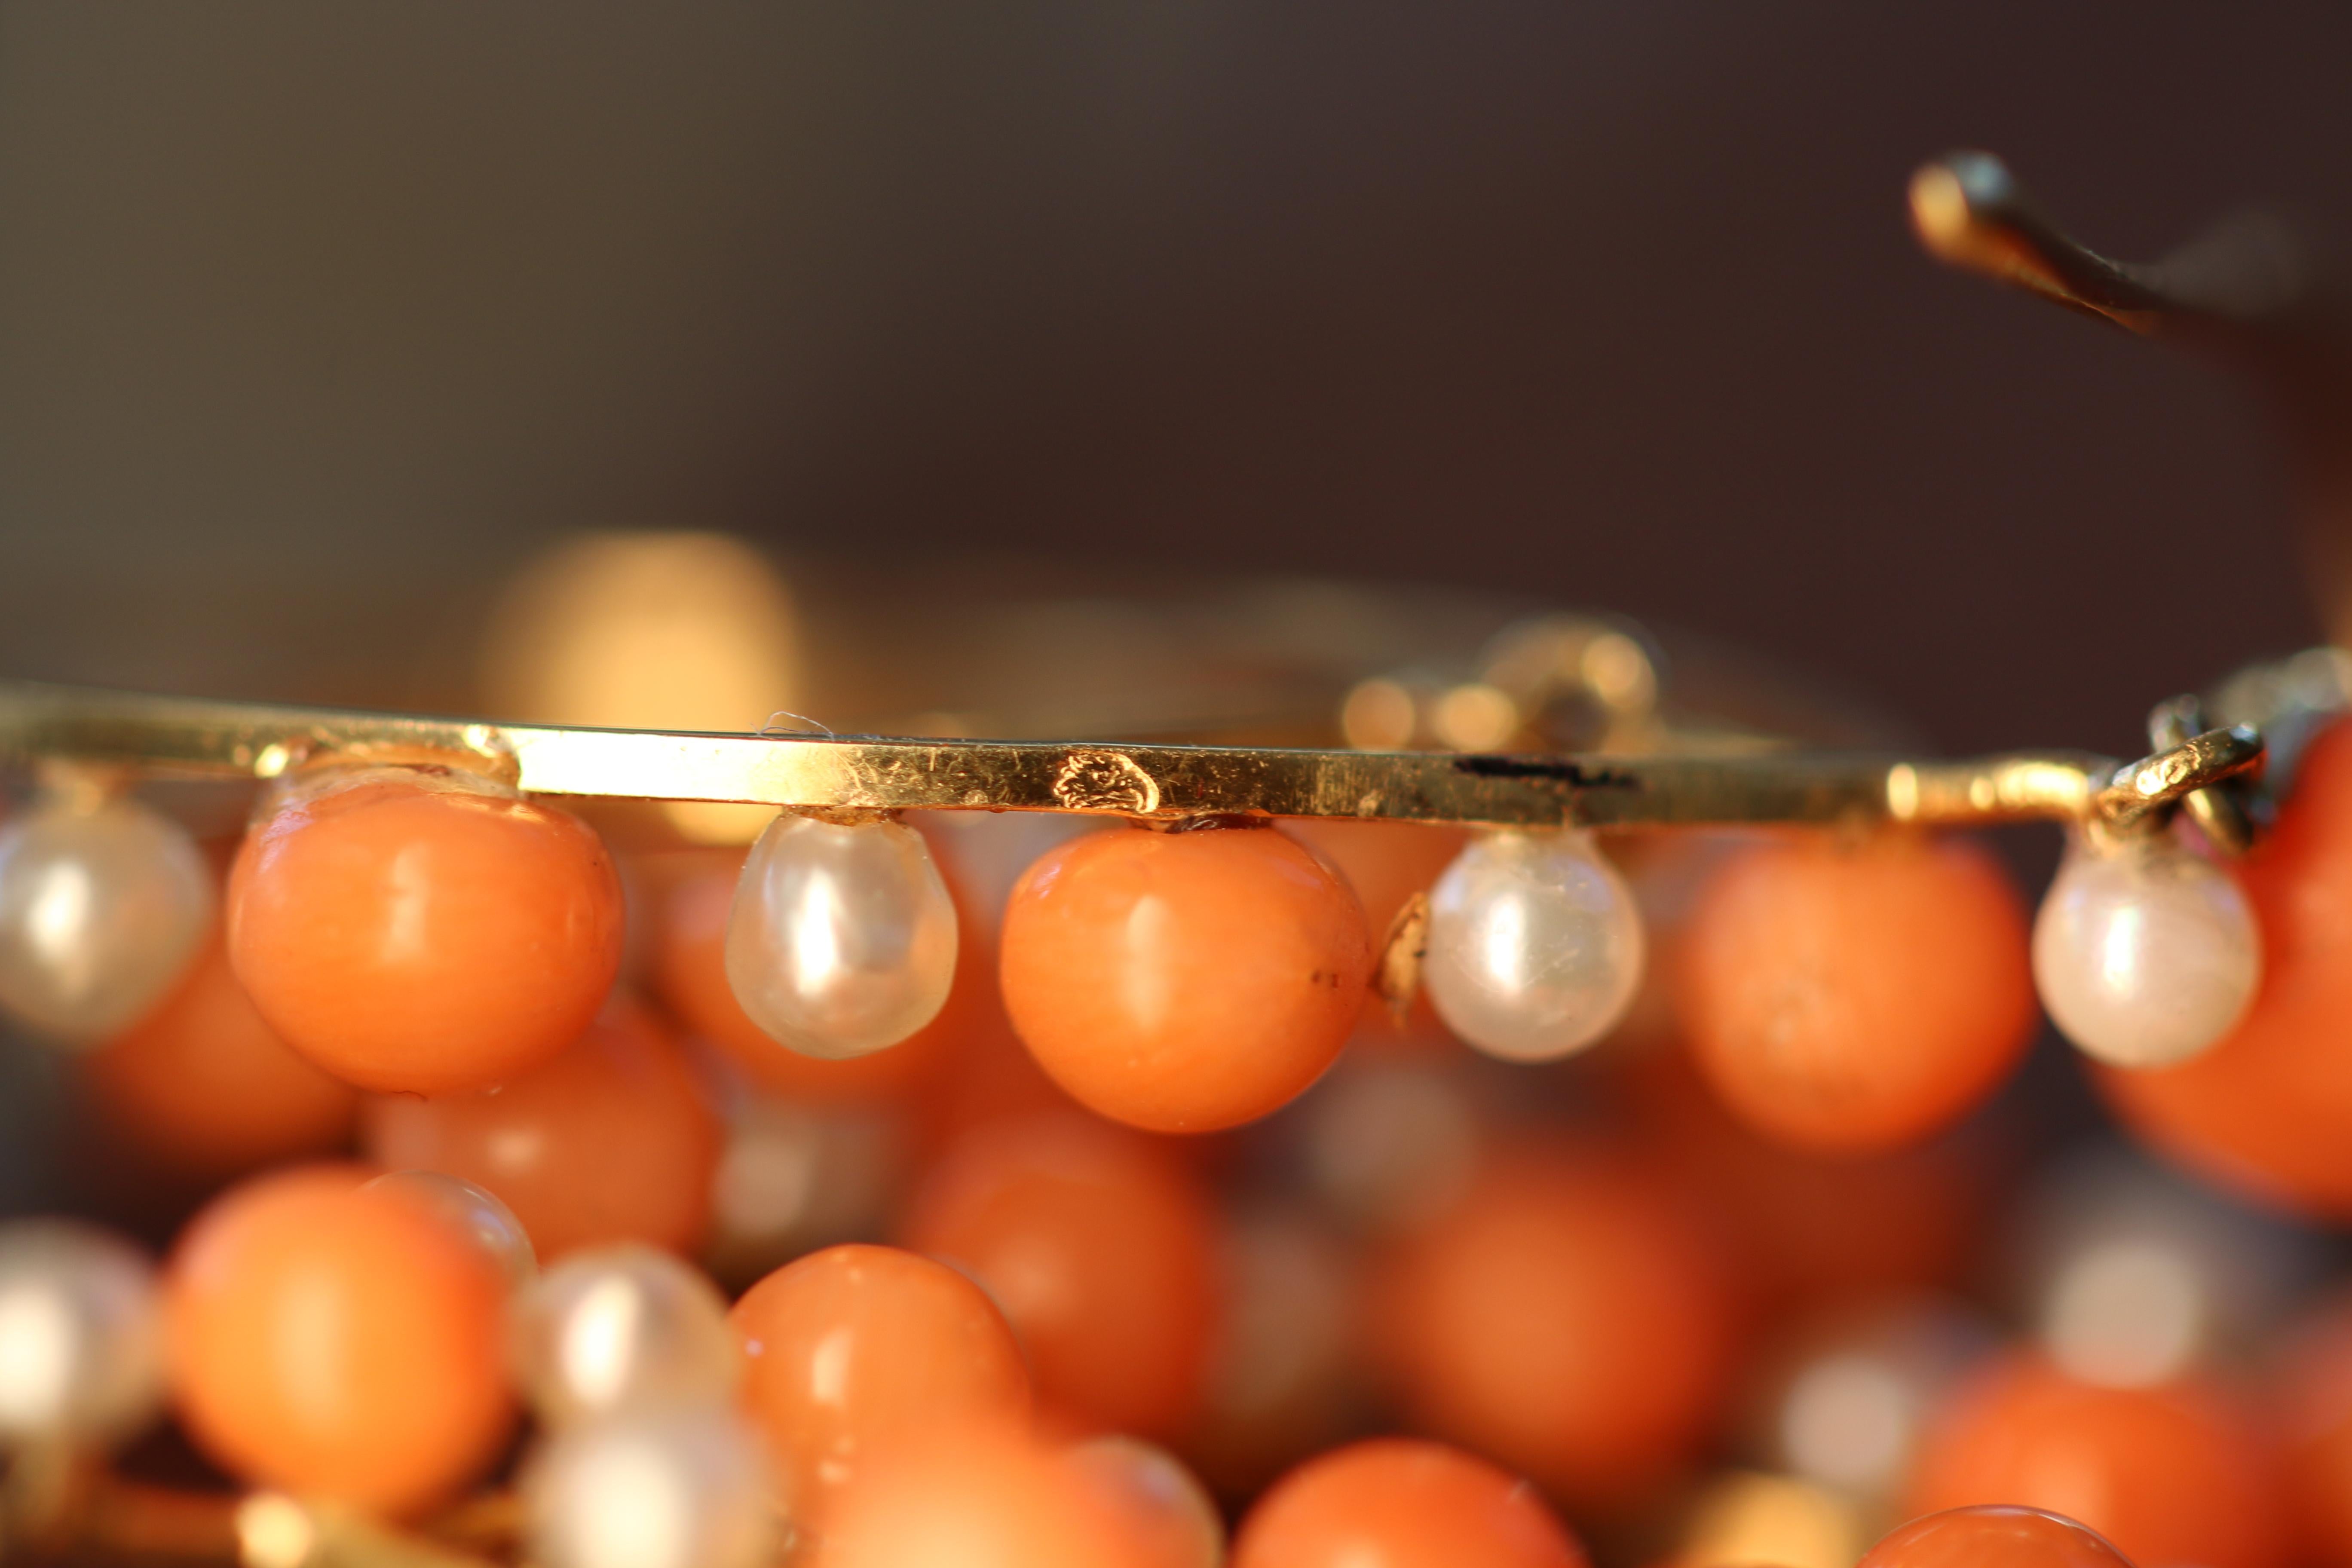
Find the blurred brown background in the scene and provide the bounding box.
[3,4,2350,755]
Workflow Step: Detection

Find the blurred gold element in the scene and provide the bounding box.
[1340,678,1418,750]
[1476,614,1663,750]
[479,532,801,844]
[1372,891,1430,1020]
[236,1492,492,1568]
[236,1494,315,1568]
[1430,683,1519,751]
[1676,1471,1865,1568]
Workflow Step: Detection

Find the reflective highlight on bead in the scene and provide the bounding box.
[0,797,211,1042]
[1859,1506,2134,1568]
[2033,833,2259,1069]
[0,1220,163,1446]
[1421,830,1643,1063]
[730,1243,1030,1521]
[524,1409,776,1568]
[1233,1437,1589,1568]
[364,1171,537,1289]
[725,815,957,1061]
[227,767,625,1095]
[998,825,1371,1133]
[511,1245,741,1428]
[1062,1436,1226,1568]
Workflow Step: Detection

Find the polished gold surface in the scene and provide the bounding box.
[0,680,2263,842]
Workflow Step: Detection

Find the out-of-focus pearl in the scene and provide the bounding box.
[0,798,211,1043]
[1421,830,1643,1063]
[524,1409,775,1568]
[365,1170,538,1289]
[1300,1058,1481,1235]
[1766,1299,1995,1504]
[511,1245,741,1428]
[2010,1145,2316,1391]
[725,815,957,1061]
[700,1097,903,1291]
[2033,834,2259,1069]
[0,1220,163,1445]
[1189,1210,1359,1495]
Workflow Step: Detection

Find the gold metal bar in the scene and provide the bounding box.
[0,679,2251,834]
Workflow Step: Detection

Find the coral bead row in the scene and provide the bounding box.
[0,757,2259,1136]
[0,1178,2141,1568]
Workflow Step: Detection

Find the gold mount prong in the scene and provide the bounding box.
[1374,891,1431,1020]
[2142,697,2261,852]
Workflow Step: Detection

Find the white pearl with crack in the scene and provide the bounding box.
[1421,828,1644,1062]
[2032,833,2259,1069]
[0,797,212,1042]
[725,815,957,1061]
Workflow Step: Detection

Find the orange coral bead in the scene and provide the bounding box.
[2097,715,2352,1216]
[226,771,623,1096]
[1678,830,2036,1153]
[901,1112,1218,1437]
[730,1243,1031,1522]
[1860,1508,2135,1568]
[651,849,964,1101]
[1283,819,1467,1048]
[83,930,357,1174]
[812,1421,1151,1568]
[2272,1293,2352,1563]
[1232,1438,1588,1568]
[164,1164,511,1516]
[363,994,718,1260]
[1626,1043,1991,1313]
[1373,1152,1735,1510]
[1906,1353,2288,1568]
[999,826,1371,1132]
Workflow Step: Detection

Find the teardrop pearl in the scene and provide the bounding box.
[724,815,958,1061]
[0,797,212,1042]
[1421,829,1644,1063]
[2033,833,2259,1069]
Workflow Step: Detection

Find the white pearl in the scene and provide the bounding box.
[0,1221,163,1446]
[524,1409,776,1568]
[365,1170,537,1289]
[511,1245,741,1428]
[725,815,957,1061]
[0,798,212,1043]
[1421,829,1644,1062]
[2032,834,2259,1069]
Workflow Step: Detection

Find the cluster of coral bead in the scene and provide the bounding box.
[1,716,2350,1566]
[0,738,2272,1148]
